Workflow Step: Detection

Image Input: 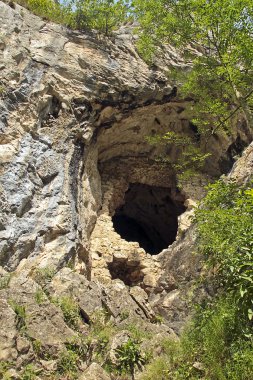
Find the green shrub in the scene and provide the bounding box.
[0,84,6,96]
[125,323,152,341]
[115,338,147,377]
[32,266,55,289]
[147,131,210,185]
[195,180,253,320]
[141,180,253,379]
[9,301,27,331]
[89,310,116,361]
[225,340,253,380]
[65,335,88,359]
[16,0,73,26]
[34,288,46,305]
[15,0,129,34]
[57,349,79,378]
[0,274,11,289]
[140,356,170,380]
[53,296,81,330]
[32,339,42,357]
[21,364,41,380]
[0,362,14,380]
[73,0,128,35]
[120,310,130,321]
[152,314,164,324]
[90,309,111,332]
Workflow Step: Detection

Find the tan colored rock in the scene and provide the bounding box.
[129,286,155,320]
[47,268,103,321]
[102,280,147,320]
[229,142,253,184]
[0,2,253,367]
[16,335,30,354]
[80,363,111,380]
[108,331,131,365]
[40,359,57,372]
[1,0,250,277]
[0,298,18,361]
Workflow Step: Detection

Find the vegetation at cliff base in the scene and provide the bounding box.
[195,180,253,321]
[140,179,253,379]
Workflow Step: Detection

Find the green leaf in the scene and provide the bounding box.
[248,309,253,320]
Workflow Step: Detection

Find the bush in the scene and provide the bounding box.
[34,288,47,305]
[32,266,55,289]
[9,301,27,331]
[65,335,88,359]
[195,179,253,320]
[140,356,170,380]
[141,179,253,380]
[0,274,11,289]
[53,296,81,330]
[21,364,41,380]
[73,0,129,35]
[15,0,129,34]
[0,362,14,380]
[57,349,78,378]
[115,338,147,377]
[16,0,74,26]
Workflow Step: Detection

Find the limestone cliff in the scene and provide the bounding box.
[0,1,253,378]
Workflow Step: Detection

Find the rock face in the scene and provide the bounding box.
[0,1,253,378]
[0,0,251,276]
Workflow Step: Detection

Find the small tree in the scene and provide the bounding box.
[74,0,129,35]
[133,0,253,135]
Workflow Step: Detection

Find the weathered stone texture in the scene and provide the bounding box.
[0,2,253,376]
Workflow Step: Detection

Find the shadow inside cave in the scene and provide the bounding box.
[112,183,186,255]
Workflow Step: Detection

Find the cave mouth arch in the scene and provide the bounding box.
[112,183,186,255]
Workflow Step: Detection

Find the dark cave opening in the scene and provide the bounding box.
[112,183,186,255]
[107,259,144,286]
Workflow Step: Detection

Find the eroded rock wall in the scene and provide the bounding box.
[0,3,253,376]
[0,0,252,336]
[0,1,190,274]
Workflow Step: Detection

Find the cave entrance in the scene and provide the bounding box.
[112,183,186,255]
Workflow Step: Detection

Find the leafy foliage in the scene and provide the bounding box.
[32,266,55,289]
[31,339,43,358]
[53,296,81,329]
[0,274,11,289]
[147,131,210,183]
[141,298,253,380]
[15,0,130,35]
[9,301,27,331]
[16,0,74,25]
[21,364,41,380]
[34,288,47,305]
[74,0,130,35]
[57,349,79,378]
[195,179,253,319]
[115,338,147,377]
[65,335,88,359]
[141,179,253,379]
[133,0,253,134]
[0,362,14,380]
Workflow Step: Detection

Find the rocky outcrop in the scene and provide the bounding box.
[229,141,253,184]
[0,1,253,378]
[0,0,251,277]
